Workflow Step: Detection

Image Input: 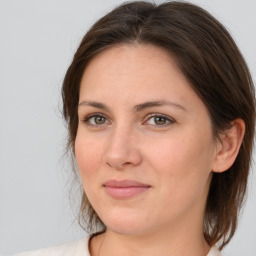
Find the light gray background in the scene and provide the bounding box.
[0,0,255,255]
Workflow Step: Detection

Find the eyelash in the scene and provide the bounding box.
[82,113,110,127]
[81,113,175,128]
[145,113,175,127]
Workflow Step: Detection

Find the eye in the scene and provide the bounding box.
[82,113,110,126]
[145,114,174,127]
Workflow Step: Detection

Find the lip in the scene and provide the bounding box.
[103,179,151,199]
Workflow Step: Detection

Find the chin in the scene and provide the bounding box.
[107,223,150,237]
[99,209,150,236]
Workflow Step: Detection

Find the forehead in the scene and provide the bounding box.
[78,43,212,130]
[79,44,210,117]
[80,44,189,96]
[85,43,175,71]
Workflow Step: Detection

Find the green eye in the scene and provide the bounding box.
[154,116,167,125]
[93,116,106,124]
[83,114,109,126]
[146,114,174,127]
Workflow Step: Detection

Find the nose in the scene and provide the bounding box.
[103,126,142,170]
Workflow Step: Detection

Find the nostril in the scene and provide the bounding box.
[105,161,131,169]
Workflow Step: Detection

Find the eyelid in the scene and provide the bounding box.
[143,113,175,126]
[82,112,111,126]
[80,112,175,128]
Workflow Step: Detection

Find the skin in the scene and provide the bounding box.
[75,44,244,256]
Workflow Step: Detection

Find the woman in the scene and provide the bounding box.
[16,1,255,255]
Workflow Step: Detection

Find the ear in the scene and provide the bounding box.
[212,118,245,173]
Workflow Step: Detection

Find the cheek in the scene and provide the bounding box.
[165,130,212,168]
[75,132,104,181]
[143,134,195,171]
[144,129,214,189]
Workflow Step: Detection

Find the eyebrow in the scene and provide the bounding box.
[78,100,187,112]
[134,100,187,112]
[78,100,110,111]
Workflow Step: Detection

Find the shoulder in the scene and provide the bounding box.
[13,236,90,256]
[207,246,222,256]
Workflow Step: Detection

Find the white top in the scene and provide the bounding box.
[14,235,222,256]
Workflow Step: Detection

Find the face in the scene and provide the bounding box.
[75,44,218,236]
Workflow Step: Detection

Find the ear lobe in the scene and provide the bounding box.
[212,118,245,173]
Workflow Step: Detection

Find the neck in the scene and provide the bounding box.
[91,218,210,256]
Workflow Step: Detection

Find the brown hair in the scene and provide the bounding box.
[62,1,255,249]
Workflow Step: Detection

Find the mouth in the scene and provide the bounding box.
[103,179,151,199]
